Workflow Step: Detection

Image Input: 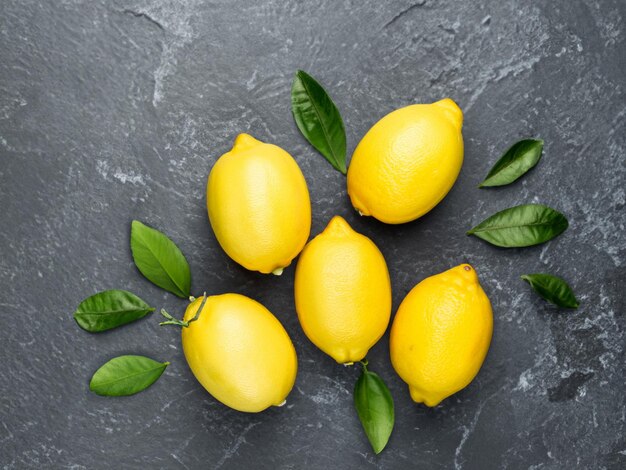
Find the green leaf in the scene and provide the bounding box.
[130,220,191,298]
[467,204,568,247]
[291,70,347,174]
[479,139,543,187]
[90,355,169,396]
[521,273,580,308]
[354,364,394,454]
[73,289,154,332]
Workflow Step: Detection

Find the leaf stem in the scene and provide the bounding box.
[159,309,189,327]
[158,293,208,328]
[187,293,207,324]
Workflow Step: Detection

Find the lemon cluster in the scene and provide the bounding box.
[189,99,492,412]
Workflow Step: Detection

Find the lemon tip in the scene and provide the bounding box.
[232,133,259,152]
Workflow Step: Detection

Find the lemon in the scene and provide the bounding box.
[389,264,492,406]
[294,216,392,364]
[181,293,297,412]
[207,133,311,274]
[347,99,464,224]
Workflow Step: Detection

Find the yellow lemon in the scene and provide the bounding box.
[181,293,297,412]
[390,264,492,407]
[347,99,464,224]
[207,133,311,274]
[294,216,392,364]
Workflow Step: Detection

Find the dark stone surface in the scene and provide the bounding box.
[1,0,624,468]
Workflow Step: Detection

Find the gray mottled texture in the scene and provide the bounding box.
[0,0,624,468]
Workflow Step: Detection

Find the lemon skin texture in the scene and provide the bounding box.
[347,98,464,224]
[294,216,392,364]
[389,264,492,407]
[207,133,311,274]
[181,294,297,413]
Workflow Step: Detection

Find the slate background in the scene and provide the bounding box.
[1,1,624,468]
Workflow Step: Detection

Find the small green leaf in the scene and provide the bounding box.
[73,289,154,332]
[130,220,191,298]
[354,364,394,454]
[467,204,568,247]
[90,355,169,396]
[479,139,543,187]
[521,273,580,308]
[291,70,347,174]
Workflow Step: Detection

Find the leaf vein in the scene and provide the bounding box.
[470,219,563,233]
[93,365,165,389]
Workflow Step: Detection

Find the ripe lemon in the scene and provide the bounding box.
[347,99,464,224]
[390,264,492,406]
[207,133,311,274]
[181,293,297,412]
[294,216,392,364]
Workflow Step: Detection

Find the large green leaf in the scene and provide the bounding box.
[291,70,347,174]
[130,220,191,298]
[467,204,568,247]
[73,289,154,332]
[354,364,394,454]
[90,355,169,396]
